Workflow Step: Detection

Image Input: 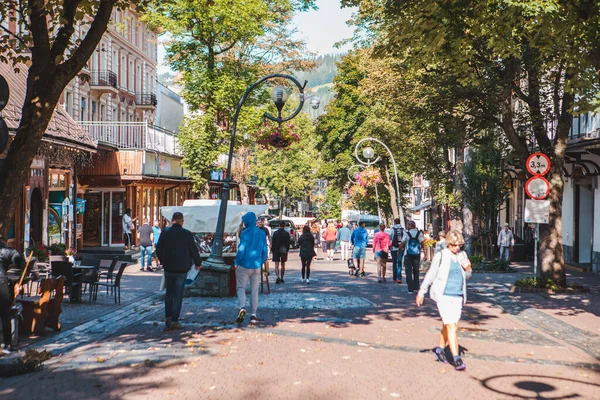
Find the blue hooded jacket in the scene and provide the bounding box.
[234,212,268,269]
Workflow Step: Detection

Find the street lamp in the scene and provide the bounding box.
[202,74,307,272]
[362,146,375,162]
[310,96,320,110]
[355,138,405,228]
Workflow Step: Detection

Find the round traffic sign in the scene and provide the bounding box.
[0,74,8,112]
[526,152,551,176]
[525,176,551,200]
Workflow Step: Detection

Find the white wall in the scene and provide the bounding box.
[562,180,574,246]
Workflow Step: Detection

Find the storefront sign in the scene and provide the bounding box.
[525,199,550,224]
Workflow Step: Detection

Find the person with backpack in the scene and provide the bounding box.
[298,225,316,283]
[389,218,405,284]
[403,220,427,294]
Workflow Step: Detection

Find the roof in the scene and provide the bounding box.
[410,201,432,212]
[0,61,96,150]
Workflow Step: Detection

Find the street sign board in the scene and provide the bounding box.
[526,152,551,176]
[525,176,551,200]
[525,199,550,224]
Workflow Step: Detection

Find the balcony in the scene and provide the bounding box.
[135,93,157,109]
[89,70,118,94]
[76,121,181,156]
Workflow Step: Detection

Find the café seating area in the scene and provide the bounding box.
[9,255,131,340]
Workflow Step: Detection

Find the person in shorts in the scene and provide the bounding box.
[416,230,472,371]
[350,221,369,277]
[271,220,290,284]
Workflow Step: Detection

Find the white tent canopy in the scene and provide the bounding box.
[160,204,270,233]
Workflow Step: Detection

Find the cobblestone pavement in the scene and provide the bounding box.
[1,253,599,399]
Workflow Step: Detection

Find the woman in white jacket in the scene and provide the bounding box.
[416,230,472,371]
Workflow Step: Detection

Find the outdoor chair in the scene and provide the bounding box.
[51,261,82,302]
[17,276,65,335]
[260,261,270,295]
[97,257,119,294]
[77,258,101,294]
[90,262,128,304]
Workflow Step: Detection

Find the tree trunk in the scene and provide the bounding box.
[0,71,60,238]
[539,158,567,286]
[383,165,399,219]
[238,181,249,204]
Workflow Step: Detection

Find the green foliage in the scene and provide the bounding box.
[468,254,484,266]
[177,114,228,192]
[320,186,342,220]
[252,113,319,202]
[462,137,511,232]
[515,276,561,290]
[48,243,67,256]
[26,242,49,263]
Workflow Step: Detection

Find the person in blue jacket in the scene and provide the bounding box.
[234,212,268,324]
[350,221,369,277]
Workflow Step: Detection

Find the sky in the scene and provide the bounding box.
[292,0,356,56]
[158,1,356,74]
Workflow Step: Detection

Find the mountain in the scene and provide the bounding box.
[294,53,344,114]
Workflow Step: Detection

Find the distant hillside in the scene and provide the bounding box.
[295,53,344,114]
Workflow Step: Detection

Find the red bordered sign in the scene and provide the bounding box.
[525,176,551,200]
[526,152,551,176]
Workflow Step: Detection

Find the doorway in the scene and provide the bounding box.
[30,188,43,245]
[82,190,126,247]
[575,183,594,264]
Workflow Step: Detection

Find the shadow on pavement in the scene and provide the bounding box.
[479,373,600,399]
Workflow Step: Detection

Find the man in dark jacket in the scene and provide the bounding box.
[271,220,291,284]
[0,237,24,353]
[156,212,202,331]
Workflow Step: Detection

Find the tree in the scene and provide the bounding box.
[463,137,511,259]
[0,0,136,238]
[144,0,316,194]
[252,112,319,217]
[347,0,600,286]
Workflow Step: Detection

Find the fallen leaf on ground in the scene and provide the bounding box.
[96,357,105,363]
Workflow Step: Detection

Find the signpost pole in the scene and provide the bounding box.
[534,223,538,284]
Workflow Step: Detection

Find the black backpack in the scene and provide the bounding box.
[391,226,404,248]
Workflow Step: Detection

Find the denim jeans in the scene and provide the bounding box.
[391,250,403,281]
[164,272,187,323]
[499,246,510,261]
[140,245,153,268]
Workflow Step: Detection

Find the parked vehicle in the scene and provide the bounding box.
[268,219,299,248]
[348,214,380,247]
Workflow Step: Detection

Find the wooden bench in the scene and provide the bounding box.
[17,276,65,335]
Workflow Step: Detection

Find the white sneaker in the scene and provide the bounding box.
[302,278,306,283]
[306,279,310,284]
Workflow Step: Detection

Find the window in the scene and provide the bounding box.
[64,92,72,115]
[81,97,87,121]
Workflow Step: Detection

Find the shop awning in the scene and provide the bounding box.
[410,201,432,212]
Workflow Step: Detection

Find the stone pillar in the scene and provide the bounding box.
[185,256,235,297]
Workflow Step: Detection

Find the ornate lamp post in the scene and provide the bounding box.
[202,74,307,271]
[354,138,405,228]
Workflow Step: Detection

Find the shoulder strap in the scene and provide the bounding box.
[407,230,414,240]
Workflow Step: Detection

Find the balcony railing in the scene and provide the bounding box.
[90,70,118,89]
[135,93,157,107]
[76,121,181,156]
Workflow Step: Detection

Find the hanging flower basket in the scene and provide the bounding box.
[357,167,382,187]
[348,184,367,199]
[256,122,300,150]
